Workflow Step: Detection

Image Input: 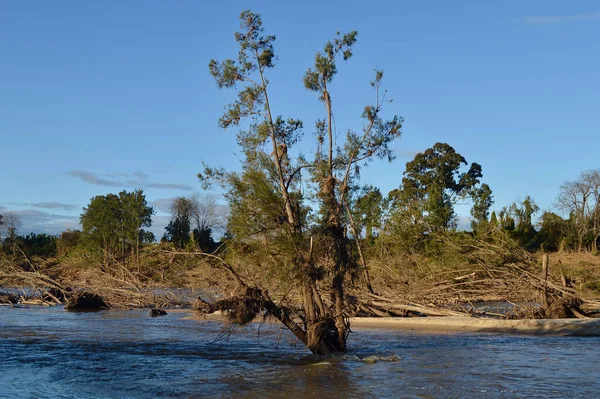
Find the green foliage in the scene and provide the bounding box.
[164,217,191,249]
[400,142,484,232]
[470,183,493,231]
[57,229,82,255]
[499,196,540,251]
[308,62,402,229]
[538,212,570,252]
[353,186,383,242]
[140,230,155,244]
[204,10,403,353]
[382,187,427,253]
[489,211,498,226]
[163,197,193,249]
[208,10,276,130]
[16,233,57,258]
[162,195,223,251]
[120,189,153,248]
[192,227,215,252]
[498,207,515,231]
[226,168,289,237]
[303,31,358,93]
[80,189,154,264]
[384,143,489,254]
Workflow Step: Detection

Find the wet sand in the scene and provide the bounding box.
[183,310,600,336]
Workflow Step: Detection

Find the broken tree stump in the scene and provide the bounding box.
[65,292,109,310]
[149,308,167,317]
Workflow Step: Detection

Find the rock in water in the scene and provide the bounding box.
[65,292,109,310]
[149,309,168,317]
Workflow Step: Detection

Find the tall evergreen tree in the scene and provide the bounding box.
[81,190,154,267]
[387,143,488,241]
[200,10,402,354]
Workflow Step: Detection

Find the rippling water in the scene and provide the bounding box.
[1,306,599,398]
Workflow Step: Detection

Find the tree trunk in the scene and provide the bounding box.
[344,201,374,294]
[318,83,350,354]
[227,46,353,356]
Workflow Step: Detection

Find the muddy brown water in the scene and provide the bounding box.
[1,306,599,398]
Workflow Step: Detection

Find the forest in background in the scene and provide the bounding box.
[2,149,600,264]
[2,149,599,306]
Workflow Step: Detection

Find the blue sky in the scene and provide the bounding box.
[1,1,598,237]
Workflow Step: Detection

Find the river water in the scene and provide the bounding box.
[1,306,599,398]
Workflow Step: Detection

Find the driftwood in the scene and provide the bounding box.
[169,251,315,351]
[368,301,470,317]
[0,293,20,305]
[0,267,68,306]
[357,292,471,317]
[352,249,600,321]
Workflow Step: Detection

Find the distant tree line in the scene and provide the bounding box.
[344,145,600,256]
[0,212,58,259]
[1,154,598,266]
[0,191,225,267]
[162,194,226,251]
[537,169,600,252]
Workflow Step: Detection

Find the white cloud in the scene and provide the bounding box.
[27,202,79,211]
[1,208,80,235]
[150,197,178,213]
[68,169,194,191]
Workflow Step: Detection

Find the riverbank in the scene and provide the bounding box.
[182,309,600,337]
[350,316,600,336]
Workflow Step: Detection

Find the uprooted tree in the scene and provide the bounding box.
[198,10,402,355]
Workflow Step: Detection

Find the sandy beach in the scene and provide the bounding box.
[182,310,600,336]
[350,316,600,336]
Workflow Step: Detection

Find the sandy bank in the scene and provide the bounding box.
[350,317,600,336]
[183,311,600,336]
